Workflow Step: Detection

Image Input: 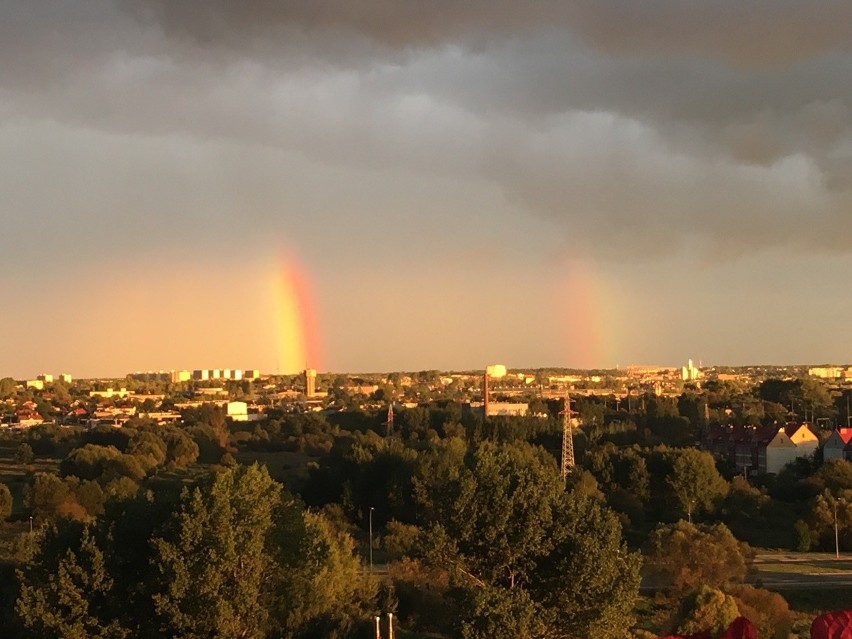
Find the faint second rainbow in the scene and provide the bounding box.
[558,260,620,368]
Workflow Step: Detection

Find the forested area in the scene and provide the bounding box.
[0,376,851,637]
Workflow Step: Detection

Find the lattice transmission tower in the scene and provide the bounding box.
[560,392,575,480]
[384,402,394,437]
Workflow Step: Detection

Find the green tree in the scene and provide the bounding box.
[416,441,640,639]
[668,448,728,522]
[25,473,82,521]
[16,523,129,638]
[16,464,377,639]
[674,585,739,637]
[646,521,750,595]
[0,377,17,399]
[15,443,35,465]
[150,464,283,638]
[534,493,642,639]
[270,510,377,638]
[126,431,167,469]
[415,441,563,588]
[161,428,199,468]
[60,445,123,481]
[460,585,546,639]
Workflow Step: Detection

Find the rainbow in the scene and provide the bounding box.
[271,258,322,374]
[558,260,620,368]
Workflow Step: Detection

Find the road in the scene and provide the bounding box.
[750,552,852,589]
[640,552,852,592]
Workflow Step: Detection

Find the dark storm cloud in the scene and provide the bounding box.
[3,0,852,262]
[127,0,852,64]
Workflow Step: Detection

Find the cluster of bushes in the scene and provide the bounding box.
[18,424,199,522]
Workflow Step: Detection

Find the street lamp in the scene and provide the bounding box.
[834,498,840,560]
[369,507,375,573]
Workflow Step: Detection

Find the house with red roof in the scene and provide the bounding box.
[823,428,852,462]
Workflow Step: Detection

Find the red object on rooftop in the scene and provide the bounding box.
[720,617,756,639]
[811,610,852,639]
[835,428,852,445]
[657,617,755,639]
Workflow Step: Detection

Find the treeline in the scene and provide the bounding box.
[2,375,852,637]
[14,465,376,639]
[4,444,641,639]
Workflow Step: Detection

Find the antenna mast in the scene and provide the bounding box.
[561,392,575,480]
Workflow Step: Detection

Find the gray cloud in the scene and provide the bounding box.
[125,0,852,65]
[2,0,852,265]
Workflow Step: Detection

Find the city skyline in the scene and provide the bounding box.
[3,2,852,377]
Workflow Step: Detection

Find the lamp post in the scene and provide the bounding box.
[369,506,375,573]
[834,498,840,560]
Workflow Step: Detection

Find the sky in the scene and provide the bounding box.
[2,1,852,377]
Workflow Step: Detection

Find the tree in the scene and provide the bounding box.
[415,441,564,588]
[151,464,283,638]
[674,585,739,637]
[416,441,641,639]
[60,445,123,481]
[16,464,377,639]
[15,443,34,465]
[25,473,82,521]
[0,377,17,399]
[126,432,167,469]
[0,483,12,520]
[534,493,642,639]
[668,448,728,522]
[646,521,750,595]
[731,585,793,639]
[160,428,199,468]
[16,522,129,638]
[459,585,546,639]
[269,510,377,638]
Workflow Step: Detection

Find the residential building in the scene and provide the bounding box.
[705,422,818,474]
[170,370,191,383]
[824,428,852,462]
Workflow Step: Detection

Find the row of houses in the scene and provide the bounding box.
[704,423,820,474]
[704,423,852,474]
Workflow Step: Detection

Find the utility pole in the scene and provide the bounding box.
[561,392,575,481]
[834,498,840,559]
[369,507,375,572]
